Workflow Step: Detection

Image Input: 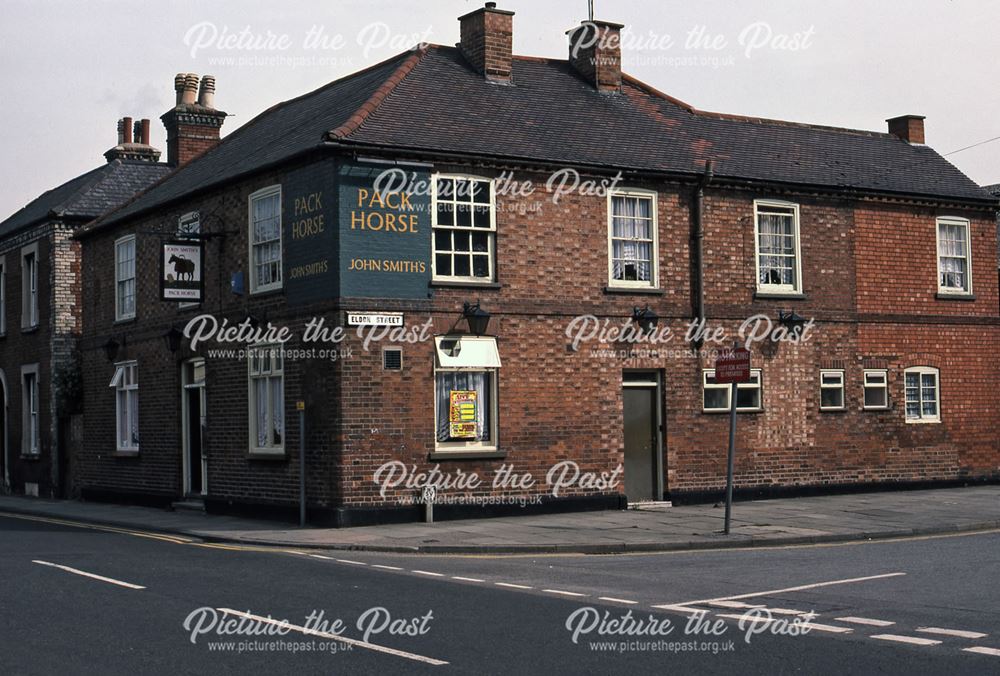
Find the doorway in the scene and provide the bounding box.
[622,371,662,502]
[181,359,207,496]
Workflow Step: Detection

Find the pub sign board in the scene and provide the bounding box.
[284,163,338,306]
[161,240,204,302]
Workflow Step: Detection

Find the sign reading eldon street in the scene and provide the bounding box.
[714,347,751,384]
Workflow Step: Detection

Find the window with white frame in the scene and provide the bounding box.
[819,369,845,411]
[0,255,6,335]
[114,235,136,321]
[936,217,972,294]
[703,369,763,412]
[863,370,889,410]
[432,176,495,281]
[608,190,657,287]
[434,336,501,452]
[249,186,282,293]
[904,367,939,423]
[109,361,139,452]
[21,243,39,329]
[754,200,801,294]
[248,344,284,454]
[22,365,39,455]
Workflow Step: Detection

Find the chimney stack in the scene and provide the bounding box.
[105,117,161,163]
[161,73,227,167]
[887,115,925,144]
[567,20,624,93]
[458,2,514,83]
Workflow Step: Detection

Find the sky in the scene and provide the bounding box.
[1,0,999,218]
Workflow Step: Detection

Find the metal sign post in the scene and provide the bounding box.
[297,400,306,527]
[714,345,751,535]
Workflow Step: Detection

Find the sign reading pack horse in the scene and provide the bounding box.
[161,240,204,302]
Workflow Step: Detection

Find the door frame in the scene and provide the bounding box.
[622,370,664,500]
[180,358,207,496]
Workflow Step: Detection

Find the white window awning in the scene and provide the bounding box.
[434,336,501,369]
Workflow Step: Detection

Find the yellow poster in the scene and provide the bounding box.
[449,390,478,439]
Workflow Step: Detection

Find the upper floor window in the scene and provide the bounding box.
[21,243,39,329]
[904,366,939,423]
[936,217,972,295]
[248,344,284,455]
[249,186,282,293]
[432,176,495,282]
[114,235,136,321]
[608,190,657,288]
[754,200,801,294]
[110,361,139,452]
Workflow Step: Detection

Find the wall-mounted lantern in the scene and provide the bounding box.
[463,301,491,336]
[632,305,659,335]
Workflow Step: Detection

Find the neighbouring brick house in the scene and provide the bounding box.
[0,119,168,497]
[74,4,999,525]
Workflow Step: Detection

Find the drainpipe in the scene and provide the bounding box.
[693,159,714,331]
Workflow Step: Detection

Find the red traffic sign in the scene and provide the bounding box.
[715,348,751,384]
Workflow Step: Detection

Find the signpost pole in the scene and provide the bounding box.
[297,401,306,527]
[715,341,748,536]
[724,368,737,535]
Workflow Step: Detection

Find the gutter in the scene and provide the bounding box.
[693,159,714,329]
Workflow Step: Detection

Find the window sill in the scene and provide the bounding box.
[754,291,806,300]
[603,286,663,296]
[429,280,501,289]
[935,292,975,301]
[905,418,941,425]
[20,325,40,334]
[114,317,136,326]
[702,409,763,415]
[249,286,284,298]
[428,450,507,461]
[862,406,891,412]
[20,452,41,460]
[820,408,847,413]
[113,450,139,457]
[248,449,286,460]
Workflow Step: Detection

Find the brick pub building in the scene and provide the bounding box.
[75,5,999,525]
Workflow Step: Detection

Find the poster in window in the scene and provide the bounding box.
[161,240,204,302]
[449,390,478,439]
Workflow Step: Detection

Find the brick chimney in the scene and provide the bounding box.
[887,115,925,144]
[161,73,227,167]
[567,20,623,93]
[104,117,161,163]
[458,2,514,83]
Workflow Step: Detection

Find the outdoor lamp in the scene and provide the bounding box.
[103,337,120,362]
[163,326,184,353]
[632,305,658,335]
[778,310,807,336]
[463,300,491,336]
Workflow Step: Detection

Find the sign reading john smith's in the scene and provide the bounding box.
[338,162,431,299]
[161,240,204,302]
[284,163,337,305]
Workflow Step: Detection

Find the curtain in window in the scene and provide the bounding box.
[758,212,795,286]
[128,389,139,446]
[611,196,652,282]
[436,371,491,442]
[255,378,268,447]
[270,376,283,445]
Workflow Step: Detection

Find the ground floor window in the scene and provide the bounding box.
[434,336,501,452]
[21,365,39,455]
[819,370,845,411]
[248,345,284,455]
[863,370,889,410]
[904,367,939,423]
[702,369,762,412]
[109,361,138,452]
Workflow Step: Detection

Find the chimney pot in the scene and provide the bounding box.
[198,75,216,109]
[181,73,199,105]
[139,118,151,145]
[458,3,514,83]
[122,116,133,144]
[886,115,925,144]
[567,19,624,92]
[174,73,186,105]
[116,119,126,144]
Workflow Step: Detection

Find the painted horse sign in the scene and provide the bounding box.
[161,240,204,302]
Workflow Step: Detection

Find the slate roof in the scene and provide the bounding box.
[0,159,170,238]
[85,44,993,234]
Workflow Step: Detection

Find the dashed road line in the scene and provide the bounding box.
[412,570,445,577]
[310,554,334,560]
[835,616,895,627]
[871,634,942,646]
[495,582,533,590]
[599,597,638,605]
[543,589,586,597]
[32,560,146,590]
[801,621,854,634]
[964,647,1000,657]
[917,627,988,640]
[372,564,403,571]
[451,576,485,583]
[335,559,367,566]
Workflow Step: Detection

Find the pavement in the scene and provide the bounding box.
[1,485,998,554]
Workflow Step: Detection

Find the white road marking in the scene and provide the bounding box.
[835,616,895,627]
[451,576,485,583]
[964,646,1000,657]
[32,560,145,590]
[217,608,448,666]
[871,634,942,646]
[654,604,705,614]
[715,613,852,634]
[412,570,445,577]
[599,597,639,605]
[917,627,987,639]
[716,613,772,624]
[372,564,403,571]
[335,559,367,566]
[543,589,586,597]
[759,607,810,616]
[653,572,905,610]
[801,622,854,634]
[310,554,333,560]
[708,601,765,609]
[495,582,533,590]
